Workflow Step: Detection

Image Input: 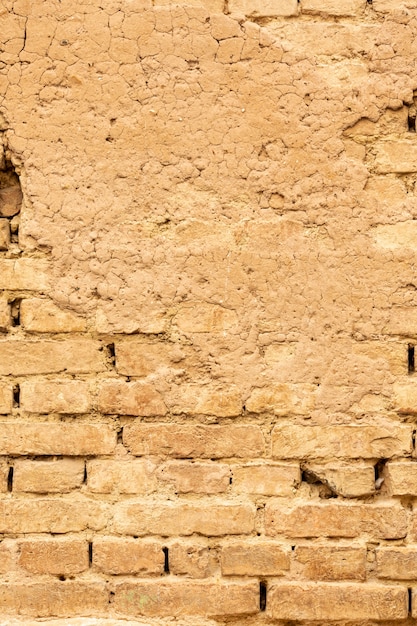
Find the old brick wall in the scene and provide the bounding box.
[0,0,417,623]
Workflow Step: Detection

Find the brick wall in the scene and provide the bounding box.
[0,0,417,623]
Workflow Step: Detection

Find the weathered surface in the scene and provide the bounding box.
[0,0,416,622]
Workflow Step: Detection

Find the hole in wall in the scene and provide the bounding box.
[13,384,20,407]
[163,547,170,573]
[7,466,13,492]
[408,344,415,373]
[88,542,93,565]
[259,581,267,611]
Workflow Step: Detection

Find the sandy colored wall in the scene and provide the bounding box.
[0,0,417,623]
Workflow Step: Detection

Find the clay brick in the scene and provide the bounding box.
[376,547,417,579]
[113,502,255,536]
[123,424,265,458]
[18,539,89,575]
[374,222,417,250]
[95,303,168,334]
[0,296,11,331]
[13,459,84,493]
[0,582,108,617]
[373,0,417,9]
[87,460,157,494]
[304,463,375,497]
[393,383,417,415]
[293,545,366,580]
[374,141,417,174]
[98,381,167,416]
[0,185,22,216]
[20,380,90,413]
[267,583,407,621]
[383,309,417,334]
[265,502,407,539]
[93,538,164,575]
[0,540,13,573]
[0,500,108,533]
[115,340,185,376]
[113,581,258,617]
[20,298,87,332]
[174,302,237,333]
[0,423,115,455]
[228,0,298,16]
[232,463,300,496]
[169,541,217,578]
[301,0,365,15]
[0,219,10,250]
[158,461,230,493]
[0,259,50,291]
[221,542,290,576]
[170,384,242,417]
[211,14,241,40]
[271,424,412,459]
[246,384,316,416]
[386,461,417,495]
[0,340,105,375]
[0,385,13,414]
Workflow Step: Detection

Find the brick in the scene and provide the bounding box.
[169,541,217,578]
[267,583,407,621]
[0,582,108,617]
[374,141,417,174]
[377,547,417,579]
[158,461,230,493]
[0,259,50,291]
[20,380,90,413]
[13,459,84,493]
[20,298,87,332]
[0,423,115,455]
[246,384,316,416]
[228,0,298,16]
[221,542,290,576]
[301,0,366,15]
[95,302,168,334]
[232,463,300,496]
[393,383,417,415]
[0,500,108,533]
[113,581,258,617]
[293,545,366,580]
[114,502,255,536]
[272,424,412,459]
[98,381,167,416]
[374,222,417,250]
[265,502,407,539]
[373,0,417,11]
[0,340,105,375]
[123,424,265,458]
[0,219,10,250]
[0,296,11,331]
[0,540,13,573]
[18,539,89,575]
[0,385,13,414]
[304,463,375,497]
[93,538,164,575]
[386,461,417,495]
[174,302,237,333]
[0,185,22,216]
[87,460,157,494]
[115,339,186,377]
[170,384,242,417]
[383,309,417,334]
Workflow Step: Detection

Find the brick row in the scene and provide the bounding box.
[4,537,417,582]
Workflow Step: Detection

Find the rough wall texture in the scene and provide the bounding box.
[1,0,417,623]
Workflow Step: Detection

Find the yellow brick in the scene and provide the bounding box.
[293,545,366,580]
[20,298,87,332]
[268,583,407,620]
[232,463,300,496]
